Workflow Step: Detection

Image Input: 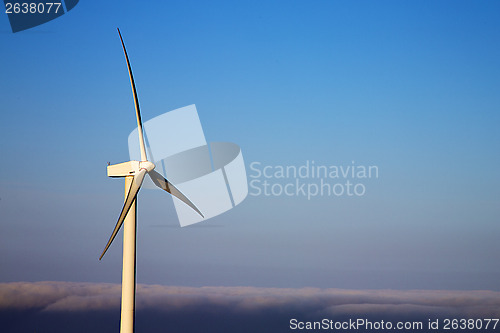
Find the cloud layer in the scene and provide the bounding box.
[1,281,500,332]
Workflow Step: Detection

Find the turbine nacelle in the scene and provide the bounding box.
[107,160,156,177]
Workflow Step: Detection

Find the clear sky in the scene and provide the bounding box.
[1,0,499,299]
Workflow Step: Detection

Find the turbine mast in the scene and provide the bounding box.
[120,176,137,333]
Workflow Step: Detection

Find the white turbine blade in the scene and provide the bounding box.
[100,169,147,260]
[149,169,204,218]
[117,28,148,162]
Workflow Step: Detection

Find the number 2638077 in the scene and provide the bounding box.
[5,2,62,14]
[443,318,498,330]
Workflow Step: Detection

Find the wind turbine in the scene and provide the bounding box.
[100,28,203,333]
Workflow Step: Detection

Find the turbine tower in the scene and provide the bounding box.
[100,28,203,333]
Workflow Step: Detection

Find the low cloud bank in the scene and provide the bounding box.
[1,282,499,332]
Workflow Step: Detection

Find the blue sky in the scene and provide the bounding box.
[1,0,499,298]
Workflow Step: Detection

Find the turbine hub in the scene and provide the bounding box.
[139,161,155,172]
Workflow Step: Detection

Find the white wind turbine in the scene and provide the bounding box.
[100,28,203,333]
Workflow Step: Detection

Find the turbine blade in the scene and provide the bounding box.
[100,169,147,260]
[149,169,204,218]
[117,28,148,162]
